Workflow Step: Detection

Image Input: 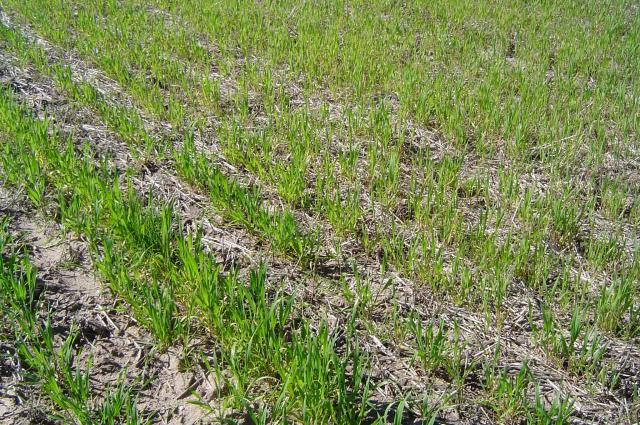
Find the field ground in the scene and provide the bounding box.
[0,1,639,424]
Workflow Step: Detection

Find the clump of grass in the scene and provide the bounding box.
[175,132,317,261]
[527,389,574,425]
[409,315,448,374]
[481,363,532,422]
[596,277,640,337]
[535,305,608,376]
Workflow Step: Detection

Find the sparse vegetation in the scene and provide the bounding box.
[0,0,638,423]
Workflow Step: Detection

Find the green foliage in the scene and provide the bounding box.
[1,0,638,420]
[0,87,373,424]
